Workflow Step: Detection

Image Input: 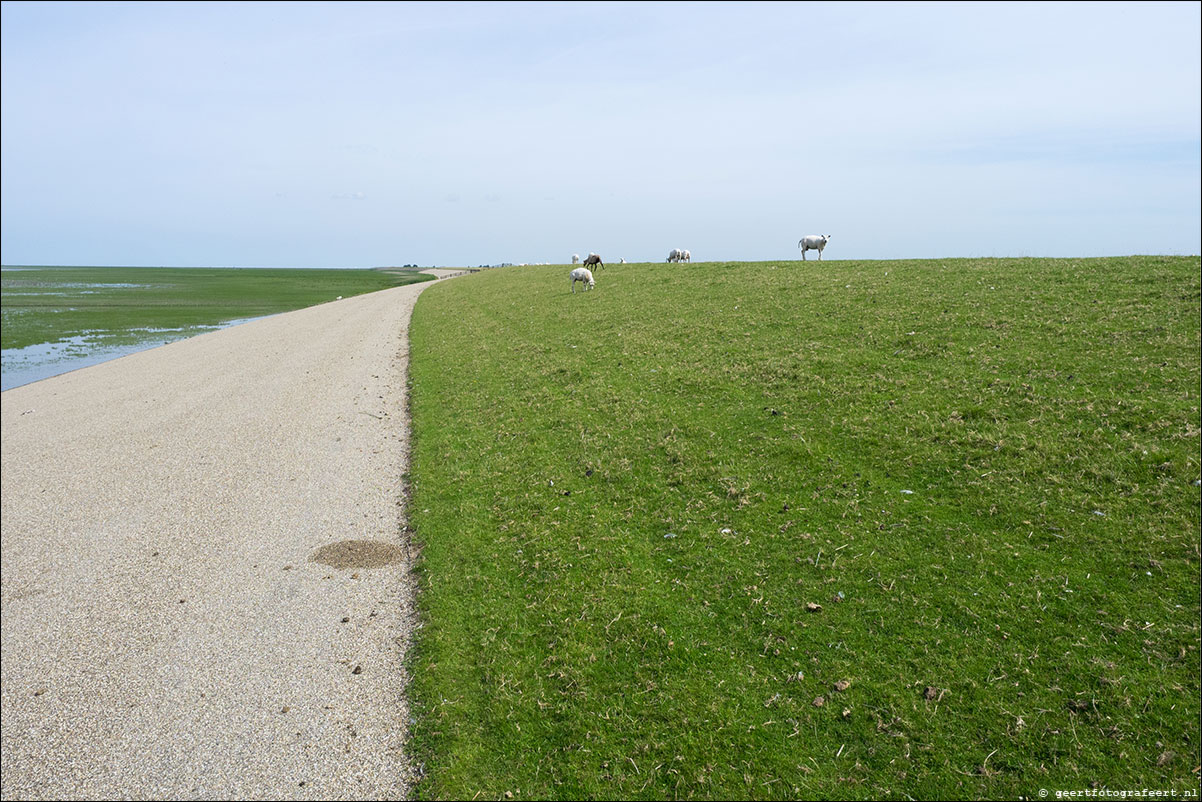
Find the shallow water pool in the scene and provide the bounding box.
[0,317,268,392]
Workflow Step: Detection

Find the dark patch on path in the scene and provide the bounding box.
[310,540,405,570]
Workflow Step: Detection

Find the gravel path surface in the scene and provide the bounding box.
[1,277,446,799]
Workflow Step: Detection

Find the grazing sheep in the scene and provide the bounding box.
[619,258,626,264]
[570,267,595,292]
[583,253,603,270]
[667,248,682,263]
[798,235,831,260]
[572,253,580,264]
[681,249,691,263]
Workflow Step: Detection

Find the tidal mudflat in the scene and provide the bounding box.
[1,265,434,391]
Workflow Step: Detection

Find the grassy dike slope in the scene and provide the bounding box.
[406,257,1200,800]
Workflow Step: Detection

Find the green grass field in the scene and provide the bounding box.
[0,265,433,351]
[406,256,1200,800]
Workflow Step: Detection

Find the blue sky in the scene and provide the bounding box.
[2,0,1199,267]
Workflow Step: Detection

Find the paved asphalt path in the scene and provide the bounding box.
[1,276,448,799]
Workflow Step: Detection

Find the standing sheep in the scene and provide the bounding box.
[667,249,681,263]
[583,253,604,270]
[681,249,691,263]
[572,253,580,265]
[798,235,831,260]
[570,267,595,292]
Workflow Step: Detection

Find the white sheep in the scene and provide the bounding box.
[798,234,831,260]
[572,253,580,264]
[570,267,595,292]
[681,249,691,263]
[667,248,681,263]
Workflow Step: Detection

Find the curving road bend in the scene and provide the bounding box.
[1,275,448,799]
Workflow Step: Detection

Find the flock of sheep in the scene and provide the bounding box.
[567,235,831,293]
[569,252,605,292]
